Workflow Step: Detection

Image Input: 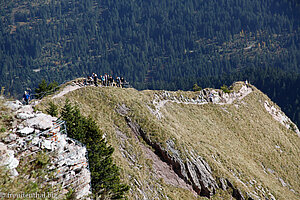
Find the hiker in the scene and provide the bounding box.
[84,76,88,86]
[89,76,93,85]
[94,73,98,87]
[109,76,113,86]
[101,75,105,86]
[104,73,108,86]
[23,91,30,105]
[116,77,121,87]
[120,77,124,88]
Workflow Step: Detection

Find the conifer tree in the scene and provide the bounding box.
[60,99,129,199]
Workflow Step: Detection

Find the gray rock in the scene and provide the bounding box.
[278,177,287,187]
[10,168,19,176]
[17,127,35,136]
[189,156,217,197]
[31,137,40,146]
[25,135,33,142]
[267,168,275,174]
[26,113,54,130]
[75,183,92,199]
[17,112,35,120]
[219,178,228,190]
[7,157,19,169]
[4,100,22,110]
[226,179,245,200]
[0,144,19,170]
[17,124,24,130]
[0,142,8,151]
[116,104,130,116]
[41,140,53,150]
[3,133,17,143]
[16,105,34,114]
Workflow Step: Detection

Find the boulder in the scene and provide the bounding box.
[7,157,19,169]
[0,143,19,170]
[16,105,34,114]
[31,137,40,146]
[3,133,17,143]
[75,183,91,199]
[17,112,35,120]
[26,113,54,130]
[17,127,35,136]
[10,168,19,176]
[4,100,22,110]
[41,140,53,150]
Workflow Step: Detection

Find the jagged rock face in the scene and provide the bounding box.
[264,101,300,136]
[26,113,56,130]
[148,83,253,120]
[123,113,218,198]
[0,142,19,172]
[1,100,92,199]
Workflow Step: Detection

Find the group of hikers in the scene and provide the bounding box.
[84,73,127,88]
[22,74,128,105]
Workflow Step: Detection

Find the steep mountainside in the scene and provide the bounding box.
[35,81,300,200]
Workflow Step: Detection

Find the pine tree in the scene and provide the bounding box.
[60,99,129,199]
[46,101,58,117]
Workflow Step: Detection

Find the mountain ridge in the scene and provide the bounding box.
[32,80,300,200]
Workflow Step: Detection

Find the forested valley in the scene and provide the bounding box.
[0,0,299,125]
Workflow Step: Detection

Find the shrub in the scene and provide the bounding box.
[35,80,59,99]
[46,102,58,117]
[221,84,231,93]
[193,83,202,92]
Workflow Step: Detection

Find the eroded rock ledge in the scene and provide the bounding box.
[1,100,92,199]
[121,112,247,199]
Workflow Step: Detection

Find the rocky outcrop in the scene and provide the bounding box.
[264,101,300,136]
[117,103,255,199]
[1,100,92,199]
[148,82,253,120]
[123,114,218,198]
[0,142,19,176]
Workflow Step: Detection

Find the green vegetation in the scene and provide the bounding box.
[60,99,129,199]
[192,83,202,92]
[46,101,58,117]
[0,0,299,127]
[35,79,59,99]
[36,84,300,200]
[220,84,231,93]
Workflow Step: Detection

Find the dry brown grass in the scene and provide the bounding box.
[36,83,300,200]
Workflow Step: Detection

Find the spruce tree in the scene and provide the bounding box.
[60,99,129,199]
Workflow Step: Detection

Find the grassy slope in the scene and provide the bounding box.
[37,83,300,200]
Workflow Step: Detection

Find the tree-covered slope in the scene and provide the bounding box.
[36,81,300,200]
[0,1,299,123]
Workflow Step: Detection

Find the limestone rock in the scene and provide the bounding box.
[4,100,22,110]
[10,168,19,176]
[31,137,40,146]
[41,140,53,150]
[0,142,19,170]
[75,183,92,199]
[16,105,34,114]
[17,127,35,136]
[26,113,54,130]
[3,133,17,143]
[7,157,19,169]
[17,112,35,120]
